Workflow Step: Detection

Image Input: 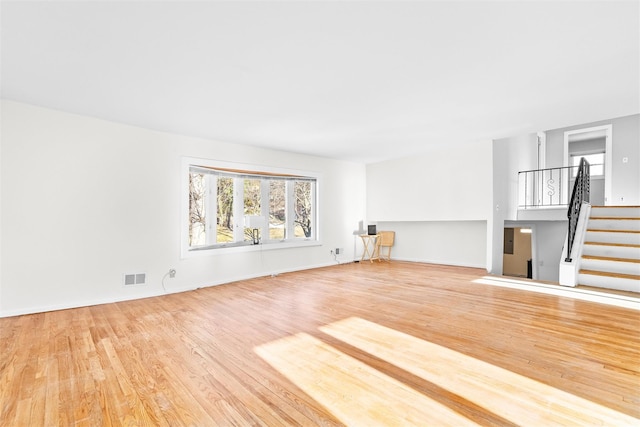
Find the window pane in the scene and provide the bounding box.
[269,180,286,240]
[244,179,261,241]
[572,153,604,177]
[189,173,207,246]
[294,181,313,238]
[216,177,234,243]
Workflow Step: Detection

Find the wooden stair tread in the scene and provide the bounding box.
[584,242,640,248]
[590,217,640,220]
[579,270,640,280]
[591,205,640,208]
[582,255,640,264]
[586,229,640,233]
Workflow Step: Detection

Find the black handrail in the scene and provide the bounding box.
[565,158,590,262]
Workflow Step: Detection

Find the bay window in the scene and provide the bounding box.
[184,158,318,255]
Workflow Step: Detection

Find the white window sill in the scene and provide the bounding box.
[182,239,321,258]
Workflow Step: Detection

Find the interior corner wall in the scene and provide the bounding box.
[0,101,366,316]
[545,114,640,205]
[366,141,492,270]
[366,141,492,222]
[0,101,3,312]
[532,221,567,282]
[490,133,538,275]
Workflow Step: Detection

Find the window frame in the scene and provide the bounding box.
[570,151,605,179]
[181,157,321,258]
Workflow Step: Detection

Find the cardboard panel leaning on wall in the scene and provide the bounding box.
[0,101,367,316]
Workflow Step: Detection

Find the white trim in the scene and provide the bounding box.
[559,203,591,287]
[536,131,546,170]
[390,257,486,269]
[233,178,244,242]
[563,124,612,205]
[184,239,322,258]
[0,259,340,318]
[185,157,320,179]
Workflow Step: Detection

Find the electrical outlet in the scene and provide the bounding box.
[335,248,340,255]
[169,269,176,278]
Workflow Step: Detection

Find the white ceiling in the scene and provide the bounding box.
[1,1,638,164]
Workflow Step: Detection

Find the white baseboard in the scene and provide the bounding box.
[390,257,487,270]
[0,261,341,318]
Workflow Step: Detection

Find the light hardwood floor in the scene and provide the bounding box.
[1,262,639,426]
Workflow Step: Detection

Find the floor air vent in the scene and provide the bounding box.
[124,273,146,286]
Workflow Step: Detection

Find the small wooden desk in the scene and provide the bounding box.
[359,234,378,262]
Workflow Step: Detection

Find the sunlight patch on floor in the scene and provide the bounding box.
[255,332,476,426]
[474,276,640,310]
[320,317,639,426]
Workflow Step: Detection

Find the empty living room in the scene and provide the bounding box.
[1,1,639,426]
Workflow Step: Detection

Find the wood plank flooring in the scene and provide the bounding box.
[1,261,639,426]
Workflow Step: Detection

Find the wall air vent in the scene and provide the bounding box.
[124,273,146,286]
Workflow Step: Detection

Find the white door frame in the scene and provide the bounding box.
[563,124,612,205]
[537,131,546,170]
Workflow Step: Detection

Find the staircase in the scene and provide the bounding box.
[578,206,640,292]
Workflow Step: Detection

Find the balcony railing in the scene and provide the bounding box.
[518,165,576,209]
[518,163,602,209]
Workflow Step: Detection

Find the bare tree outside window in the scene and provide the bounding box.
[244,179,261,241]
[269,180,286,239]
[189,173,206,246]
[217,177,234,242]
[187,165,317,251]
[294,181,312,238]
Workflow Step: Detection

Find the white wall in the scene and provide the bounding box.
[375,221,487,268]
[0,101,366,316]
[366,141,492,270]
[491,115,639,282]
[490,133,537,275]
[3,102,633,316]
[367,141,492,221]
[532,221,567,282]
[546,114,640,205]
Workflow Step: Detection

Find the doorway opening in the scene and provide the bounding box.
[503,227,533,279]
[564,125,612,206]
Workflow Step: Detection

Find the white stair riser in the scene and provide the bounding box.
[591,207,640,217]
[577,274,640,293]
[588,219,640,231]
[582,244,640,259]
[577,206,640,292]
[580,259,640,276]
[585,231,640,245]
